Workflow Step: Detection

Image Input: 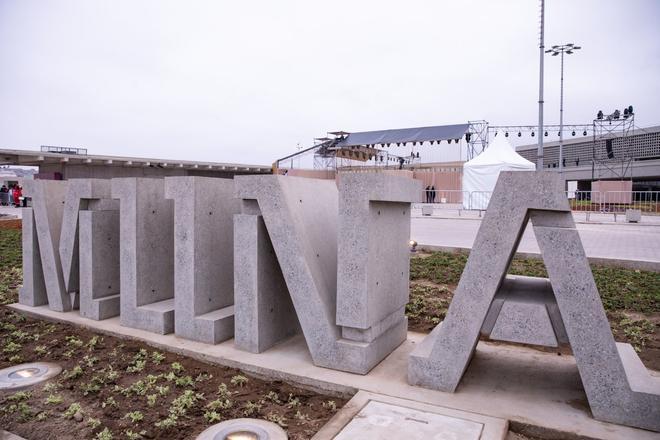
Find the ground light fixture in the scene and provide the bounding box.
[196,418,287,440]
[0,362,62,391]
[409,240,418,253]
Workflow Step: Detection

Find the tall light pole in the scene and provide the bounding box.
[537,0,545,170]
[546,43,581,173]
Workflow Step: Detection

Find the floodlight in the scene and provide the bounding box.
[544,131,548,137]
[572,131,575,136]
[518,132,521,137]
[583,130,587,136]
[531,131,535,137]
[505,132,509,137]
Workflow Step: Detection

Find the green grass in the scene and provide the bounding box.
[411,251,660,314]
[0,229,21,268]
[0,229,22,305]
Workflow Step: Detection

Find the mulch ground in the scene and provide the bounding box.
[0,306,347,440]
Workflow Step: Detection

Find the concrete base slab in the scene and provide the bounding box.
[314,391,507,440]
[9,303,659,440]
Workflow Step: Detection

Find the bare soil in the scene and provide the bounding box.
[0,307,347,440]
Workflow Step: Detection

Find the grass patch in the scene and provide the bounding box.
[411,251,660,314]
[0,229,22,305]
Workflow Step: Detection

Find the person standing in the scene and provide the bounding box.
[430,185,436,203]
[13,185,22,207]
[424,185,431,203]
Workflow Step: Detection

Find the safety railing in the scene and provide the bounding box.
[418,190,660,219]
[419,189,468,205]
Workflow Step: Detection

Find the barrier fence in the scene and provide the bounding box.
[418,190,660,217]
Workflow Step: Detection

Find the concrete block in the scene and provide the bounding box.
[533,222,660,431]
[164,177,239,344]
[18,208,47,307]
[79,210,120,320]
[336,173,421,344]
[233,214,300,353]
[625,209,641,223]
[112,178,174,334]
[59,179,117,307]
[234,174,419,374]
[22,180,70,311]
[481,275,568,347]
[408,171,660,432]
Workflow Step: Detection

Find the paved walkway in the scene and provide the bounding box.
[411,213,660,266]
[0,206,22,218]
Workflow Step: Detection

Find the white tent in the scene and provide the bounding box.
[462,133,536,209]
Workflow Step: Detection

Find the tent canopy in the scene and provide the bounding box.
[462,133,535,209]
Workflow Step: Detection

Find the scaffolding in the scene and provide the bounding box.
[591,110,635,181]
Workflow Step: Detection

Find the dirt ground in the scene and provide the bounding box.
[0,217,22,230]
[0,307,347,440]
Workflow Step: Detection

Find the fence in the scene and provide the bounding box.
[419,190,660,217]
[420,189,468,205]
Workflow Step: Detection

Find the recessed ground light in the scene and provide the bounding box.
[196,418,287,440]
[0,362,62,391]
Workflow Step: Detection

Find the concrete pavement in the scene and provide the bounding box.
[411,212,660,270]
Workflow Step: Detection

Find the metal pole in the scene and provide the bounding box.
[559,49,564,173]
[537,0,545,170]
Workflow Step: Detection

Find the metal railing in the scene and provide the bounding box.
[420,189,468,205]
[418,190,660,219]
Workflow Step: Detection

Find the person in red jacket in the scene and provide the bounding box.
[13,185,21,207]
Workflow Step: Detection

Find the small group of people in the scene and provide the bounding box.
[424,185,437,204]
[0,184,25,207]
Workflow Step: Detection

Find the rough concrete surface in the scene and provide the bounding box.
[165,176,239,344]
[112,178,174,334]
[409,171,660,432]
[21,180,70,311]
[78,210,120,320]
[234,174,419,374]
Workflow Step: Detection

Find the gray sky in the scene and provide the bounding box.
[1,0,659,165]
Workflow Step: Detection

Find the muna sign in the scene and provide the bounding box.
[18,172,660,432]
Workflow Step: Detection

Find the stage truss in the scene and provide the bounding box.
[591,112,635,180]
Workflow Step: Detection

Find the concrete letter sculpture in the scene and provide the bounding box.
[234,173,421,374]
[20,180,70,311]
[165,177,239,344]
[59,179,119,318]
[112,178,175,334]
[408,171,660,432]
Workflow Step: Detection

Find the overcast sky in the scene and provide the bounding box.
[1,0,659,165]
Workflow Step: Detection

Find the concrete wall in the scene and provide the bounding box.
[39,163,242,180]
